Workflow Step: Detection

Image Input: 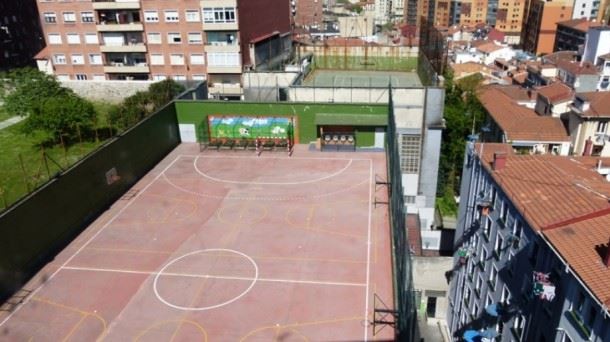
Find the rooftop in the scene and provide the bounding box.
[574,91,610,117]
[479,86,569,142]
[475,143,610,306]
[556,18,604,32]
[536,82,573,104]
[477,42,505,54]
[556,60,598,75]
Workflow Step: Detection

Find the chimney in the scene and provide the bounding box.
[493,152,507,171]
[604,239,610,268]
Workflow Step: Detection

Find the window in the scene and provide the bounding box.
[494,233,504,258]
[66,33,80,44]
[464,287,471,307]
[192,75,206,81]
[513,314,526,339]
[574,291,585,314]
[489,265,498,291]
[48,33,62,44]
[81,11,94,23]
[167,32,181,44]
[63,12,76,23]
[202,7,236,23]
[190,54,205,65]
[596,121,607,134]
[187,32,202,44]
[512,220,522,248]
[399,134,421,174]
[404,195,416,204]
[586,305,596,328]
[75,74,87,81]
[150,54,164,65]
[147,33,161,44]
[472,301,479,317]
[486,294,493,308]
[43,12,57,23]
[480,247,488,270]
[53,54,66,64]
[170,54,185,65]
[501,285,511,304]
[71,54,84,65]
[164,10,179,22]
[483,216,492,239]
[89,54,102,65]
[207,52,240,66]
[500,201,508,224]
[475,275,483,296]
[144,11,159,22]
[84,33,98,44]
[153,75,167,81]
[185,10,200,22]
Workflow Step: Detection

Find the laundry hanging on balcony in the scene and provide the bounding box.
[457,246,473,265]
[532,271,556,301]
[463,328,498,342]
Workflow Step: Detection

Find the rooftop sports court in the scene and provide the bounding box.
[0,144,394,340]
[302,70,422,88]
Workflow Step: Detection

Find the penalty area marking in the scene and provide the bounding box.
[153,249,259,311]
[192,156,353,185]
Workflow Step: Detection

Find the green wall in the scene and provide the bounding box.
[175,101,387,144]
[0,104,180,301]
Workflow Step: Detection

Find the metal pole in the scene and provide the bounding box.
[18,153,30,192]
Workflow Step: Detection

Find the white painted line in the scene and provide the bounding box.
[153,249,258,311]
[161,172,369,202]
[0,156,183,327]
[193,156,353,185]
[363,159,373,342]
[61,265,366,288]
[179,154,372,162]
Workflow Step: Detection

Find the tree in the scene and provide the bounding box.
[148,79,185,110]
[25,94,96,141]
[0,68,70,117]
[108,91,152,131]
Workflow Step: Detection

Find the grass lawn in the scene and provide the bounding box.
[0,104,112,210]
[0,106,14,122]
[313,56,418,72]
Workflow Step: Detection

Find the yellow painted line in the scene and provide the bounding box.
[61,314,87,342]
[31,297,107,342]
[133,319,207,342]
[239,316,362,341]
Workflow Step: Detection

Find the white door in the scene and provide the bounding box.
[179,124,197,142]
[374,127,385,148]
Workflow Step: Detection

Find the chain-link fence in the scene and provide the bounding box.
[387,89,420,341]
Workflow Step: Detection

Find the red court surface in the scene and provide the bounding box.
[0,144,395,341]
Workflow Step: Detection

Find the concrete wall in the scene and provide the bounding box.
[60,80,155,103]
[287,86,392,103]
[243,72,299,88]
[413,256,453,319]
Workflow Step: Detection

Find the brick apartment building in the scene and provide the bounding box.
[522,0,573,55]
[34,0,291,99]
[293,0,323,28]
[0,0,45,71]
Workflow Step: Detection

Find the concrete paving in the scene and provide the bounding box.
[0,115,25,130]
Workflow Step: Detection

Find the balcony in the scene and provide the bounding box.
[104,63,149,73]
[100,43,146,53]
[208,83,242,96]
[207,65,242,73]
[92,0,140,10]
[205,43,240,53]
[96,23,143,32]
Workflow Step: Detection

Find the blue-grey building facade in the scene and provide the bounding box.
[447,141,610,341]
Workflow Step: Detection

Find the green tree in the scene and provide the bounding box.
[437,71,485,215]
[0,67,70,117]
[108,91,152,131]
[25,94,96,141]
[148,79,185,110]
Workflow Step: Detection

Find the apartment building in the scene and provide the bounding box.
[375,0,405,25]
[554,19,604,52]
[293,0,323,28]
[448,141,610,341]
[0,0,45,71]
[522,0,573,55]
[494,0,527,44]
[34,0,291,99]
[572,0,602,20]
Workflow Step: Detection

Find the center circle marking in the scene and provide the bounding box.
[153,249,259,311]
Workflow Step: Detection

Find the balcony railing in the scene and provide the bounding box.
[100,43,146,52]
[92,0,140,10]
[96,22,144,31]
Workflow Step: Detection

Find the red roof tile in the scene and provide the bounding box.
[479,86,569,142]
[556,18,604,32]
[575,91,610,117]
[536,82,573,104]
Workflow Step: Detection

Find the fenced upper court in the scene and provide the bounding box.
[302,70,423,88]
